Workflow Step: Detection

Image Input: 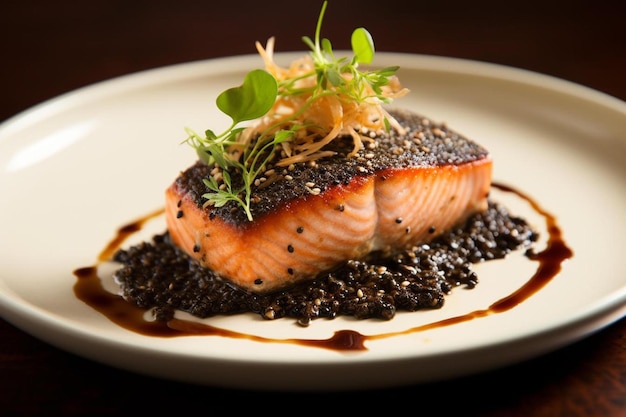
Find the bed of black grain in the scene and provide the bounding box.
[112,201,537,326]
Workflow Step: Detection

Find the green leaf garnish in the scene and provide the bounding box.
[351,27,374,64]
[216,69,277,123]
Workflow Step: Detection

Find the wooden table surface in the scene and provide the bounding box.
[1,1,624,415]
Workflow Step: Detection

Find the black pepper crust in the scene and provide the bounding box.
[175,108,489,224]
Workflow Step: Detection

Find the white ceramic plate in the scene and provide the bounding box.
[1,53,625,391]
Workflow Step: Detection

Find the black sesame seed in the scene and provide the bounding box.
[287,244,294,253]
[192,244,200,253]
[296,226,304,234]
[395,217,403,224]
[428,226,436,234]
[176,210,184,218]
[287,268,294,275]
[254,278,263,285]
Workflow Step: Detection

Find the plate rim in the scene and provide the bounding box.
[2,52,624,132]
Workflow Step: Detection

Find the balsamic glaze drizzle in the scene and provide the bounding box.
[73,183,572,351]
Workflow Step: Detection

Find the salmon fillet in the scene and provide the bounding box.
[165,109,492,294]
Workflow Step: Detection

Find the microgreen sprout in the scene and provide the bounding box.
[185,69,283,221]
[185,1,405,221]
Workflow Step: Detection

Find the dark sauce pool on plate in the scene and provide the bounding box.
[73,183,572,351]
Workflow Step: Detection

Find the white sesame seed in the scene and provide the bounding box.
[432,127,445,137]
[403,265,417,274]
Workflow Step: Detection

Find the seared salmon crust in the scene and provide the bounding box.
[166,108,492,293]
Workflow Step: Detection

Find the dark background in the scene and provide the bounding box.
[1,0,625,123]
[1,1,624,415]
